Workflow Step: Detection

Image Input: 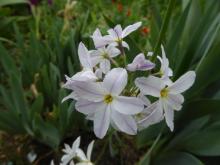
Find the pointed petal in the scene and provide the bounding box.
[76,100,105,115]
[138,101,163,130]
[112,96,144,115]
[100,59,111,74]
[73,82,105,102]
[162,100,174,131]
[103,68,127,95]
[122,22,142,38]
[135,76,163,97]
[167,94,184,111]
[169,71,196,94]
[122,41,130,49]
[111,110,137,135]
[94,105,111,139]
[86,140,94,161]
[72,136,80,151]
[62,91,78,102]
[78,42,93,69]
[92,28,102,38]
[62,70,98,90]
[107,29,118,40]
[114,25,123,37]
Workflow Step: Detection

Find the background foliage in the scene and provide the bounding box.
[0,0,220,164]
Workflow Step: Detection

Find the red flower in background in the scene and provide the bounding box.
[141,27,150,35]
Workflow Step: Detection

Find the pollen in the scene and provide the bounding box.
[104,94,113,104]
[160,88,169,98]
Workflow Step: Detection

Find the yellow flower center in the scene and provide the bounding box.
[104,94,113,104]
[160,88,169,98]
[102,53,109,59]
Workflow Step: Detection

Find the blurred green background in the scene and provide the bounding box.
[0,0,220,164]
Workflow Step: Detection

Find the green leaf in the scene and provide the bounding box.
[154,152,204,165]
[0,0,28,7]
[165,115,210,151]
[0,42,19,76]
[183,127,220,156]
[33,115,60,149]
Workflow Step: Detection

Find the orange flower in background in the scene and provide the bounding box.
[117,3,123,12]
[126,8,131,17]
[141,27,150,35]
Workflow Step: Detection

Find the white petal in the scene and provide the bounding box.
[135,76,163,97]
[122,22,142,38]
[62,91,79,102]
[100,59,111,74]
[138,101,163,130]
[167,94,184,111]
[76,148,87,161]
[92,35,112,48]
[86,140,94,161]
[95,68,102,79]
[112,96,144,115]
[90,50,102,66]
[126,63,137,72]
[94,105,111,139]
[73,82,105,102]
[86,113,95,121]
[65,70,97,85]
[130,53,155,71]
[111,110,137,135]
[75,100,105,115]
[72,136,80,151]
[122,41,130,49]
[61,154,74,165]
[162,100,174,131]
[103,68,127,95]
[50,160,55,165]
[106,45,120,58]
[78,42,93,69]
[114,25,123,37]
[107,29,118,40]
[92,28,102,38]
[169,71,196,94]
[69,161,75,165]
[138,93,151,106]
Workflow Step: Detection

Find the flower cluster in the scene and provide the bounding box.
[63,22,196,139]
[51,137,94,165]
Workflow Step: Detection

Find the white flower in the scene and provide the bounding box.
[90,45,120,74]
[74,68,144,138]
[158,45,173,84]
[91,28,112,48]
[61,137,80,165]
[135,71,196,131]
[75,140,94,165]
[27,150,37,163]
[62,42,97,102]
[61,137,94,165]
[93,22,142,49]
[127,53,155,71]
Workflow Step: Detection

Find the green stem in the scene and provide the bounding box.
[118,41,127,67]
[150,0,175,62]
